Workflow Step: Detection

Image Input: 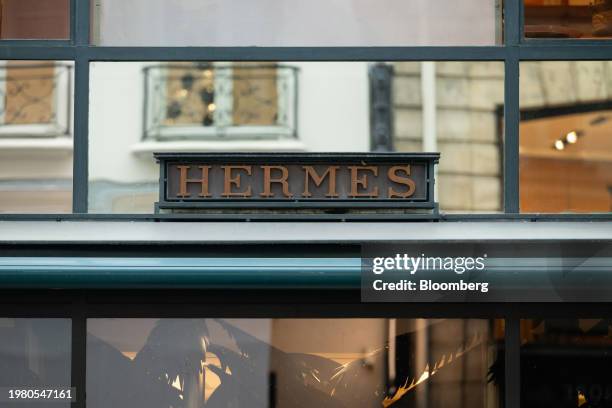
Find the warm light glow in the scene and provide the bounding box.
[566,130,578,144]
[207,103,216,112]
[554,140,565,151]
[175,89,188,98]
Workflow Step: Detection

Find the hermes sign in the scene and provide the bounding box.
[155,153,439,210]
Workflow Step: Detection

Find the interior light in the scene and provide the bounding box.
[565,131,578,144]
[554,140,565,151]
[207,103,216,112]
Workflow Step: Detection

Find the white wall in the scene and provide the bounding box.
[89,62,371,183]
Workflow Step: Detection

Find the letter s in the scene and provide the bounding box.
[387,166,416,198]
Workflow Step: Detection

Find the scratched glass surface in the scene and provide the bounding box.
[0,318,72,408]
[87,318,504,408]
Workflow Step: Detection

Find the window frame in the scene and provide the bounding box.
[0,0,607,218]
[0,3,608,408]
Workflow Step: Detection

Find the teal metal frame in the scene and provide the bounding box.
[0,257,360,288]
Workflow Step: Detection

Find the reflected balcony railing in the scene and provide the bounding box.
[0,63,72,138]
[143,63,299,141]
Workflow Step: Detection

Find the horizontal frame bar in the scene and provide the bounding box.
[1,45,612,62]
[0,257,360,289]
[0,213,611,222]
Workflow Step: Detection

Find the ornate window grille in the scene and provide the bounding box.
[143,63,298,141]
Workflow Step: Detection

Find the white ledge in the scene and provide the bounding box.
[131,139,307,156]
[0,221,610,244]
[0,138,73,156]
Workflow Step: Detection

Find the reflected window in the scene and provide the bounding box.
[524,0,612,39]
[520,61,612,213]
[521,318,612,407]
[0,60,74,214]
[0,318,71,408]
[87,318,504,408]
[145,63,297,141]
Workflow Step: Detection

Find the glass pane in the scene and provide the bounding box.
[0,61,74,214]
[524,0,612,39]
[89,61,504,213]
[520,61,612,213]
[91,0,503,46]
[88,318,504,408]
[392,62,505,213]
[0,0,70,40]
[0,318,71,407]
[521,318,612,407]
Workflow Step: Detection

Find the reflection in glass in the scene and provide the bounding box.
[524,0,612,39]
[0,0,69,39]
[392,62,505,212]
[520,61,612,213]
[89,61,504,214]
[521,319,612,408]
[91,0,502,46]
[0,61,74,214]
[87,318,503,408]
[0,318,71,408]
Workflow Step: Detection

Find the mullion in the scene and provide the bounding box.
[72,55,90,213]
[71,297,86,408]
[71,0,91,213]
[504,51,520,213]
[505,316,521,408]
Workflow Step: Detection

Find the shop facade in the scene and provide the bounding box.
[0,1,612,408]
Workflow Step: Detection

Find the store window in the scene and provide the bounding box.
[0,318,71,407]
[87,318,504,408]
[0,60,73,214]
[90,0,503,46]
[145,63,296,140]
[88,61,504,214]
[0,0,70,40]
[521,318,612,407]
[519,61,612,213]
[524,0,612,39]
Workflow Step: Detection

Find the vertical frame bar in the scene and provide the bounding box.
[504,0,521,214]
[74,0,90,46]
[72,0,91,213]
[70,0,77,45]
[505,316,521,408]
[71,296,86,408]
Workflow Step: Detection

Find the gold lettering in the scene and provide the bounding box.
[302,166,339,198]
[349,166,379,197]
[260,165,292,198]
[221,165,252,197]
[177,165,211,197]
[387,165,416,198]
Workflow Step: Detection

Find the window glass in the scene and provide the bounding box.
[0,0,70,40]
[521,318,612,407]
[0,60,74,214]
[89,61,504,214]
[91,0,503,46]
[87,318,504,408]
[524,0,612,39]
[520,61,612,213]
[392,62,505,213]
[0,318,72,407]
